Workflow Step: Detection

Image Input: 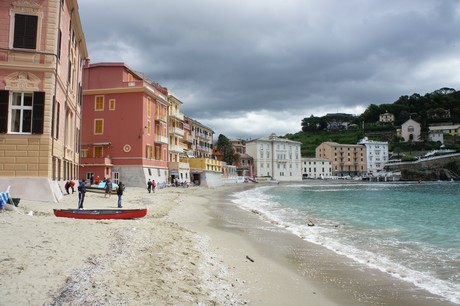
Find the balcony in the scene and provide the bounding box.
[197,133,212,141]
[170,111,184,121]
[169,161,190,170]
[197,146,212,153]
[183,134,193,143]
[169,144,184,153]
[80,156,113,167]
[155,113,167,123]
[169,126,184,137]
[155,135,168,144]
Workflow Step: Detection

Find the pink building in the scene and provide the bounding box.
[81,62,169,187]
[0,0,87,202]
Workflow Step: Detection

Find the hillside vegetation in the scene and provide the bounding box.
[284,88,460,157]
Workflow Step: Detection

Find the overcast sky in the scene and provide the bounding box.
[78,0,460,140]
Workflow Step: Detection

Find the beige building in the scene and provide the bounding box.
[379,112,395,123]
[0,0,88,201]
[168,94,189,184]
[429,124,460,137]
[316,142,367,177]
[188,118,214,159]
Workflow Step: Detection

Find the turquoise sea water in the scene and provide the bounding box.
[231,181,460,304]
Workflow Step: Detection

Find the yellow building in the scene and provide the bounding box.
[0,0,88,201]
[181,157,223,186]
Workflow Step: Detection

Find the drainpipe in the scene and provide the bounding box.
[52,0,63,180]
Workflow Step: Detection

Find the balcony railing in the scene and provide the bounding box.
[169,111,184,121]
[169,127,184,137]
[80,156,113,166]
[169,144,184,153]
[155,113,167,122]
[155,135,168,144]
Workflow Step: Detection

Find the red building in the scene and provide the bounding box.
[81,62,169,187]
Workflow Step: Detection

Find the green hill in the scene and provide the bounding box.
[284,87,460,157]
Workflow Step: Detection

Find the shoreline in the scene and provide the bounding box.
[172,182,457,306]
[0,182,457,305]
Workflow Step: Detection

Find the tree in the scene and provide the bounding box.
[216,134,237,165]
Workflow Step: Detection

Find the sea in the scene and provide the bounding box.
[231,181,460,305]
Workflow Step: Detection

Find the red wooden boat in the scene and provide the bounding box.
[53,208,147,220]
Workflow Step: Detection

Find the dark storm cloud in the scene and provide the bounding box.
[78,0,460,139]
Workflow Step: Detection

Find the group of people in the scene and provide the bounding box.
[147,179,156,193]
[75,178,125,210]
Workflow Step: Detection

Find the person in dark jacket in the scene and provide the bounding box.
[78,179,87,209]
[116,181,125,208]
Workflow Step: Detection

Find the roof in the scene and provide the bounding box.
[248,134,301,145]
[429,124,460,131]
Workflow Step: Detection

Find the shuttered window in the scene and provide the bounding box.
[0,91,9,133]
[13,14,38,49]
[0,91,44,134]
[94,119,103,134]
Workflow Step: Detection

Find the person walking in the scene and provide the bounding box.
[78,179,86,209]
[147,179,152,193]
[116,181,124,208]
[152,179,156,193]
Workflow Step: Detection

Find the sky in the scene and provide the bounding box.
[77,0,460,140]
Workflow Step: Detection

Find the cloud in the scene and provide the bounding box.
[78,0,460,140]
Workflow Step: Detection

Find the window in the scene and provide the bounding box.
[147,97,151,117]
[146,145,153,159]
[147,120,151,135]
[109,99,116,110]
[13,14,38,49]
[94,119,103,134]
[9,92,32,133]
[94,146,103,158]
[95,96,104,110]
[2,91,44,134]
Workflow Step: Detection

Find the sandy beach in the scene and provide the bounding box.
[0,182,456,305]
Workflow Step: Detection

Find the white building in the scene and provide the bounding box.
[428,130,444,144]
[358,137,389,175]
[246,134,302,181]
[400,118,421,142]
[301,158,332,179]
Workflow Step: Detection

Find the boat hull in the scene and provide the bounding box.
[53,208,147,220]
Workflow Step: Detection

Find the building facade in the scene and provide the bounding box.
[301,158,332,179]
[168,94,189,184]
[429,124,460,137]
[0,0,87,201]
[357,137,388,176]
[81,62,170,188]
[400,118,421,142]
[186,117,214,159]
[246,134,302,181]
[316,142,367,177]
[379,112,395,123]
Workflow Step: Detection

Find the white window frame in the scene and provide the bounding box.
[9,92,33,134]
